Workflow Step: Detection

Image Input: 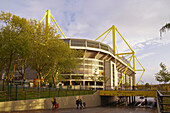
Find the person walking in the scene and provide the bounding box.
[51,97,57,110]
[83,101,86,109]
[76,99,79,109]
[79,99,82,109]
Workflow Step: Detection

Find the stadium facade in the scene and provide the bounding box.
[0,10,143,89]
[60,38,136,90]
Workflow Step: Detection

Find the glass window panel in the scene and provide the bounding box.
[87,41,99,48]
[99,67,104,70]
[100,43,108,51]
[99,62,103,65]
[71,40,85,47]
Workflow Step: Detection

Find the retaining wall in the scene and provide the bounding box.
[0,91,101,112]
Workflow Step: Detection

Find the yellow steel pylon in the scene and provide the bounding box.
[38,9,66,39]
[95,25,145,88]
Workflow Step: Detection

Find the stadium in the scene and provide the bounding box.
[59,38,136,90]
[36,9,144,89]
[0,10,144,90]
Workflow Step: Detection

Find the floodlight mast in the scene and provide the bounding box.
[39,9,66,39]
[38,10,145,87]
[95,25,145,89]
[46,9,51,27]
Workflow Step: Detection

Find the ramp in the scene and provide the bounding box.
[99,90,156,97]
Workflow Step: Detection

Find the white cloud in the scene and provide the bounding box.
[138,52,156,60]
[1,0,170,84]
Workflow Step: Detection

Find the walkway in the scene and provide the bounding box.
[6,106,156,113]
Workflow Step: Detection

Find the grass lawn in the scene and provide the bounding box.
[0,86,96,102]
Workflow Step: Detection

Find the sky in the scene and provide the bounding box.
[1,0,170,84]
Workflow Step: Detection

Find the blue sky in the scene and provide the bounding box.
[1,0,170,84]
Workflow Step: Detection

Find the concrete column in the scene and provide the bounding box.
[126,97,128,106]
[129,96,131,104]
[132,74,136,86]
[95,81,96,90]
[88,82,90,86]
[83,81,85,86]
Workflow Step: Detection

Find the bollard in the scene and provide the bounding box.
[2,79,4,91]
[49,87,50,98]
[8,80,9,93]
[58,87,60,97]
[8,80,10,101]
[79,85,81,96]
[23,81,25,91]
[25,89,26,100]
[15,85,18,100]
[73,85,75,96]
[66,85,68,96]
[84,85,86,95]
[38,83,40,98]
[10,83,12,100]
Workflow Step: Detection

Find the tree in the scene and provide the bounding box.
[0,11,32,81]
[98,75,109,89]
[28,22,60,82]
[0,11,81,86]
[0,11,82,89]
[50,49,83,86]
[90,69,109,89]
[155,62,170,83]
[28,21,83,86]
[160,23,170,37]
[123,82,129,88]
[145,83,150,89]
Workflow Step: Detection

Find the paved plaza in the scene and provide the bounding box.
[5,106,156,113]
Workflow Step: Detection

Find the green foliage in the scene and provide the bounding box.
[28,22,61,79]
[98,75,109,84]
[155,62,170,83]
[0,11,82,86]
[0,11,32,80]
[123,82,129,88]
[145,83,150,89]
[27,21,83,86]
[160,23,170,37]
[90,69,109,84]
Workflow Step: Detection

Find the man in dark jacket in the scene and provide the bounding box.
[79,99,82,109]
[76,99,79,109]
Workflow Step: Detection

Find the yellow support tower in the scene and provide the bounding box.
[135,56,145,85]
[95,25,145,88]
[38,9,66,39]
[112,25,116,56]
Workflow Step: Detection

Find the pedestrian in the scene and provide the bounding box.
[132,85,135,90]
[145,98,148,105]
[79,99,82,109]
[76,99,79,109]
[83,102,86,109]
[51,97,56,110]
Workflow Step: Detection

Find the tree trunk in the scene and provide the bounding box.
[52,76,56,87]
[7,53,13,81]
[23,59,27,80]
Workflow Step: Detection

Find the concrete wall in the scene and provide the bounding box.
[0,91,101,112]
[105,60,111,86]
[101,96,117,106]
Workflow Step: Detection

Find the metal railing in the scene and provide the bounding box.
[0,83,96,102]
[103,85,161,91]
[156,88,170,113]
